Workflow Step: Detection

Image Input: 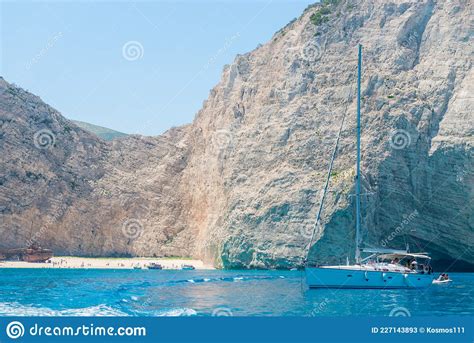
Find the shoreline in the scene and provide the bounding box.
[0,256,213,270]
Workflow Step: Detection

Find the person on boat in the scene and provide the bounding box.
[391,257,400,265]
[422,264,430,274]
[410,260,417,271]
[419,263,425,274]
[437,273,448,281]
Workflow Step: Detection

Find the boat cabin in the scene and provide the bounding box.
[378,253,432,274]
[361,249,432,274]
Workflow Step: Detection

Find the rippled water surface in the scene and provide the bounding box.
[0,269,472,316]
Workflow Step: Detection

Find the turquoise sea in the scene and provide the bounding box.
[0,269,472,316]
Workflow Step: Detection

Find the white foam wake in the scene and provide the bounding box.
[0,302,198,317]
[153,308,197,317]
[0,302,127,317]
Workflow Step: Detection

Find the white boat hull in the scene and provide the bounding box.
[306,266,433,289]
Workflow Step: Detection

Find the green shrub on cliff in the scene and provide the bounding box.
[310,0,342,26]
[310,11,330,26]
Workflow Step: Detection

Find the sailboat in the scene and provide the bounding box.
[304,45,434,289]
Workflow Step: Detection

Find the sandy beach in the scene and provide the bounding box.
[0,256,213,270]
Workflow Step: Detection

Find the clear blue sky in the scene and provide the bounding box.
[1,0,315,135]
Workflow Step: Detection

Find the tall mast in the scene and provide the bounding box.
[355,44,362,264]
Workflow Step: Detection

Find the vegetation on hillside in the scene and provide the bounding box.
[310,0,341,26]
[71,120,128,141]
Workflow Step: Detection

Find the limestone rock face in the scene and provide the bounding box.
[183,0,473,270]
[0,78,193,257]
[0,0,472,270]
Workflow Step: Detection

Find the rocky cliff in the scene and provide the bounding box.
[0,0,472,270]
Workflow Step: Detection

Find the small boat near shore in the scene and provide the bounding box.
[433,273,452,284]
[147,263,163,270]
[181,264,195,270]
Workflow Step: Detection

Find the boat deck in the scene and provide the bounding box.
[319,263,413,273]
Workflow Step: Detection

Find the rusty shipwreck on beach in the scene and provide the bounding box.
[0,243,53,263]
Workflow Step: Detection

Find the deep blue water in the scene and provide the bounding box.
[0,269,472,316]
